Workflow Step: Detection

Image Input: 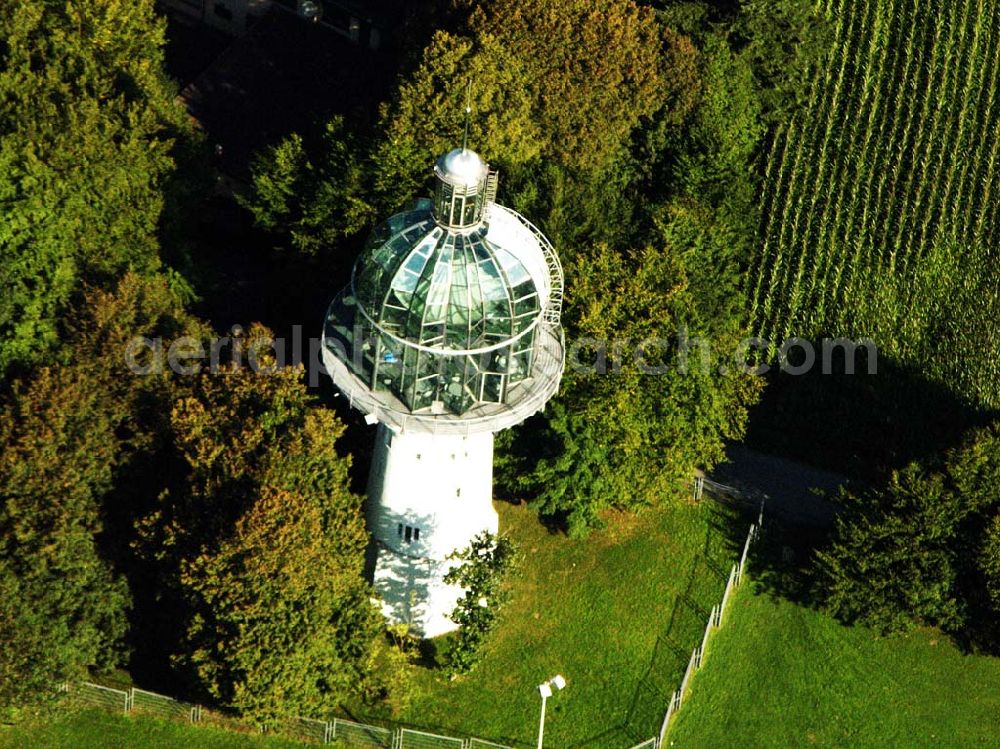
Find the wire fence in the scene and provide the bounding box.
[654,492,764,746]
[398,727,465,748]
[131,686,202,723]
[282,717,331,744]
[60,682,130,714]
[56,476,759,749]
[625,739,657,749]
[57,682,511,749]
[466,739,515,749]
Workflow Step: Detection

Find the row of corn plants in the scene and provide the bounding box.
[747,0,1000,408]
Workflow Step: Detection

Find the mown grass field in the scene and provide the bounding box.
[0,708,311,749]
[364,500,743,748]
[668,582,1000,748]
[3,500,741,749]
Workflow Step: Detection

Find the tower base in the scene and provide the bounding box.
[366,424,497,638]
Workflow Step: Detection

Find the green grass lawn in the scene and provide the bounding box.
[2,500,739,749]
[0,708,311,749]
[668,583,1000,748]
[362,499,743,748]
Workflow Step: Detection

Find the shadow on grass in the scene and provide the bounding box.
[746,519,830,611]
[617,500,746,744]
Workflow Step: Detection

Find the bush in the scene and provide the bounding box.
[816,422,1000,640]
[444,533,518,675]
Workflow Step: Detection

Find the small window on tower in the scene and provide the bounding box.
[404,526,412,543]
[413,528,420,541]
[397,523,403,538]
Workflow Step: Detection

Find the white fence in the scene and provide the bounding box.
[398,727,465,748]
[285,716,331,744]
[625,738,657,749]
[337,718,394,747]
[655,497,764,746]
[60,682,129,714]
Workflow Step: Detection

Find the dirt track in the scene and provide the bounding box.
[709,444,850,527]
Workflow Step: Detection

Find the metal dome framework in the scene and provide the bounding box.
[432,148,491,230]
[323,209,564,432]
[349,199,544,415]
[322,145,563,431]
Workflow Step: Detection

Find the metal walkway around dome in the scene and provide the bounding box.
[322,288,565,436]
[493,205,563,327]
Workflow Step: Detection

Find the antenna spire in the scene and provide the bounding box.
[462,80,472,152]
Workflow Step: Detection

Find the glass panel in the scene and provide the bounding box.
[441,357,466,413]
[435,184,453,222]
[513,293,539,316]
[432,245,452,284]
[494,247,530,285]
[420,321,445,345]
[380,304,408,331]
[412,368,438,410]
[482,373,504,402]
[509,349,532,382]
[347,197,552,415]
[404,251,428,275]
[462,198,477,225]
[390,268,419,294]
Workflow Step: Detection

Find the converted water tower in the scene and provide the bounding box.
[321,147,564,637]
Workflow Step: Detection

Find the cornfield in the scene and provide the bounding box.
[748,0,1000,409]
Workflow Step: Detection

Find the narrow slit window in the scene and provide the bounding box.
[413,528,420,541]
[404,526,413,543]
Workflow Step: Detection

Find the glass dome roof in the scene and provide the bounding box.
[353,200,541,353]
[322,145,562,421]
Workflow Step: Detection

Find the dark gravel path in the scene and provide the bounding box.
[708,444,850,527]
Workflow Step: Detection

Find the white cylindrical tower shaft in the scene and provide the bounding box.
[365,424,497,637]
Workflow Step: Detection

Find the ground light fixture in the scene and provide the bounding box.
[536,674,567,749]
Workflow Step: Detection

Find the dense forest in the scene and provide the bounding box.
[1,0,998,730]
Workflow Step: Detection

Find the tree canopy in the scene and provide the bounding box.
[817,423,1000,643]
[244,0,768,535]
[0,365,129,706]
[0,271,201,707]
[0,0,186,375]
[136,326,383,720]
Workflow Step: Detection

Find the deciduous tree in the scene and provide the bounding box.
[444,532,518,675]
[137,326,383,719]
[0,367,130,705]
[506,242,761,535]
[0,0,186,375]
